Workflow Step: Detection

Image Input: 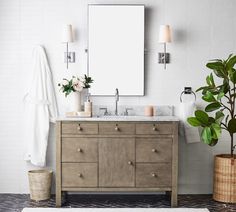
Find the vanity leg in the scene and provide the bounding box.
[56,121,62,207]
[171,189,178,207]
[56,188,62,207]
[171,122,178,207]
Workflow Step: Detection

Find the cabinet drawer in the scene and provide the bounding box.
[136,123,173,135]
[136,138,172,162]
[62,138,98,162]
[99,123,135,135]
[136,164,171,187]
[62,163,97,187]
[62,122,98,134]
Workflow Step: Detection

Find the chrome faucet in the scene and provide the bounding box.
[115,88,119,115]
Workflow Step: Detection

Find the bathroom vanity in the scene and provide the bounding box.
[56,116,179,207]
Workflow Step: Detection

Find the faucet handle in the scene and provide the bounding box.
[124,108,133,116]
[99,107,108,116]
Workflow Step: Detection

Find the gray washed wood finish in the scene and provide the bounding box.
[56,121,178,208]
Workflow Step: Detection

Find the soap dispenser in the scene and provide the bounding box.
[84,93,92,117]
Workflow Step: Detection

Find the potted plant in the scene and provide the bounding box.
[187,54,236,203]
[58,74,93,111]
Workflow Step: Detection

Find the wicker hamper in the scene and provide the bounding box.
[28,169,53,201]
[213,154,236,203]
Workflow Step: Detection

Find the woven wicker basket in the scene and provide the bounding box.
[28,169,53,201]
[213,154,236,203]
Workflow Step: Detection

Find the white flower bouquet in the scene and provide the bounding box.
[58,75,93,97]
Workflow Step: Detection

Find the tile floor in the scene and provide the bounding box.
[0,194,235,212]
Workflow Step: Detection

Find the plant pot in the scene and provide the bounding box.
[213,154,236,203]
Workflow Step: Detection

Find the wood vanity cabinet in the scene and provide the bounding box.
[56,121,178,207]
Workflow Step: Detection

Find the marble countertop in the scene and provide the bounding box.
[56,115,179,122]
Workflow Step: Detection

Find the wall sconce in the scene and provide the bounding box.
[62,24,75,69]
[158,25,172,69]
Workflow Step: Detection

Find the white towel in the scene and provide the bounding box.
[23,45,58,167]
[179,101,200,143]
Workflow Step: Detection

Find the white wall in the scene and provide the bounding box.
[0,0,236,194]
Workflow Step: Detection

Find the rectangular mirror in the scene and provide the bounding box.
[88,5,145,96]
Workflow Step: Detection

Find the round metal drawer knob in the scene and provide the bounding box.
[115,126,119,131]
[152,127,157,131]
[152,149,157,153]
[151,173,157,177]
[77,124,82,131]
[77,126,82,131]
[77,148,82,152]
[128,161,133,165]
[78,173,83,178]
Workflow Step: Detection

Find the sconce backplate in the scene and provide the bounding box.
[158,53,170,64]
[64,52,75,63]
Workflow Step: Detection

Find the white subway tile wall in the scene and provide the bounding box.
[0,0,236,194]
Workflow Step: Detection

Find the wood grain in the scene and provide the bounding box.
[136,163,171,188]
[136,138,172,162]
[62,122,98,135]
[56,121,62,207]
[62,163,98,187]
[62,138,98,162]
[99,123,135,135]
[99,138,135,187]
[56,120,179,207]
[136,123,173,135]
[171,122,178,207]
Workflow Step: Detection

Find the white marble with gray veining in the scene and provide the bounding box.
[92,105,173,117]
[56,115,179,122]
[57,105,178,121]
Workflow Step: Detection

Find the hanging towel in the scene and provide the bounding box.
[179,101,200,143]
[23,45,58,167]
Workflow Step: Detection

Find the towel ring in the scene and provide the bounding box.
[180,90,196,102]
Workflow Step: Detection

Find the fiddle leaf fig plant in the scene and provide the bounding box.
[187,54,236,157]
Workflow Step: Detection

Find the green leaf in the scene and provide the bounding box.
[210,73,215,87]
[226,55,236,70]
[195,110,209,125]
[208,139,218,146]
[226,54,233,63]
[202,91,216,102]
[196,86,209,93]
[217,91,224,100]
[206,75,211,86]
[206,61,225,78]
[211,123,221,139]
[229,68,236,83]
[201,127,212,144]
[213,69,225,78]
[228,118,236,134]
[208,117,216,124]
[215,111,224,123]
[206,61,224,70]
[187,117,202,127]
[205,102,221,112]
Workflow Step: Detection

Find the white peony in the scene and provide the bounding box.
[61,79,68,86]
[73,80,85,92]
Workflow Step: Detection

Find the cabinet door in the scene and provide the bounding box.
[99,138,135,187]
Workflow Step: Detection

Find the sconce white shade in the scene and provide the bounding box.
[158,25,171,43]
[62,24,73,43]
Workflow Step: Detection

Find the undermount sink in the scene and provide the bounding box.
[95,115,153,121]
